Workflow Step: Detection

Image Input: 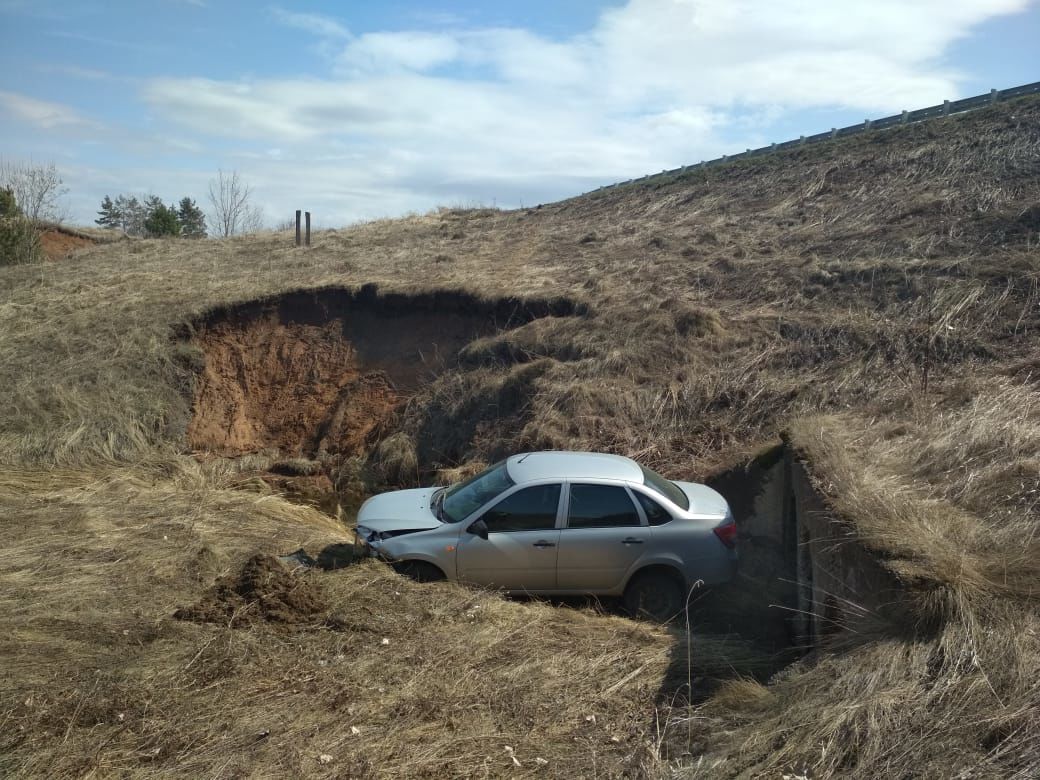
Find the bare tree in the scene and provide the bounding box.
[0,160,68,224]
[207,169,264,236]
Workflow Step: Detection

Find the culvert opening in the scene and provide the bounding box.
[674,441,917,676]
[183,285,582,504]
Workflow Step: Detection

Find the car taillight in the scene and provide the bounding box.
[713,518,737,549]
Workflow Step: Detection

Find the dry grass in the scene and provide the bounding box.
[669,393,1040,777]
[0,457,685,777]
[2,96,1040,776]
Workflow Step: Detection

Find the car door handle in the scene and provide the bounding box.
[532,540,556,548]
[621,537,644,545]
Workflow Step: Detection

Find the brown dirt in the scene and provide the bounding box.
[173,554,332,627]
[187,315,399,456]
[186,287,577,458]
[38,228,94,261]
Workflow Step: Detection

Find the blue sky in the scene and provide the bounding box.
[1,0,1037,227]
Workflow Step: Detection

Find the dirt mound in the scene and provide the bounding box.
[174,554,331,627]
[39,228,94,261]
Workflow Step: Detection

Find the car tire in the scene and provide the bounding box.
[623,570,685,622]
[396,561,446,583]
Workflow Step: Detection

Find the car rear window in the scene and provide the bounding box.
[566,484,641,529]
[639,465,690,510]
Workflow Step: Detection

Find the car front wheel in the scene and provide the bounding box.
[395,561,447,583]
[623,570,685,622]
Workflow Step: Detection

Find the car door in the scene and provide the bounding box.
[455,482,563,591]
[556,482,651,592]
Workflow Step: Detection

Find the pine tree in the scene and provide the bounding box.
[0,187,18,219]
[116,196,145,236]
[0,185,40,266]
[176,196,207,238]
[144,201,181,237]
[95,195,121,230]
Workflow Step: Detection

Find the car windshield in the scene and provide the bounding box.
[440,460,515,523]
[640,465,690,510]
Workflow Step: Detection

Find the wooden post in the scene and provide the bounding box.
[305,212,311,247]
[943,99,950,116]
[295,210,301,247]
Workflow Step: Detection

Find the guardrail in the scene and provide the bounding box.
[594,80,1040,190]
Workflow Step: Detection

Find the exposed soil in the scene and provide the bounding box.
[39,228,94,261]
[188,317,399,456]
[173,554,332,628]
[186,286,578,459]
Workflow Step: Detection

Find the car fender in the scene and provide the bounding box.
[378,539,457,580]
[621,550,690,591]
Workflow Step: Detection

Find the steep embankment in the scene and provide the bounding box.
[1,96,1039,777]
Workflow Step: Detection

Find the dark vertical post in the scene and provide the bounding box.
[305,212,311,247]
[295,210,301,247]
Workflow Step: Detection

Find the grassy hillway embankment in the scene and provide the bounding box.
[2,97,1039,777]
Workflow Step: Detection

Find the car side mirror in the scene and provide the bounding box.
[468,519,489,540]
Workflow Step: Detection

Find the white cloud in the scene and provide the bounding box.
[270,7,350,39]
[339,31,462,73]
[0,91,101,130]
[35,0,1040,224]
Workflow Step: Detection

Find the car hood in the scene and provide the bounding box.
[356,487,442,533]
[674,481,730,518]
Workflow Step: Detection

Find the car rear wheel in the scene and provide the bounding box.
[623,570,685,622]
[395,561,446,583]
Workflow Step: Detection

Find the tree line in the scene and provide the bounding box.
[96,195,207,238]
[1,162,267,266]
[95,170,263,239]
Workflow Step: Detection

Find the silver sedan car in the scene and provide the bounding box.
[354,451,736,620]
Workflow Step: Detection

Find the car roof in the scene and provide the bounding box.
[505,451,643,485]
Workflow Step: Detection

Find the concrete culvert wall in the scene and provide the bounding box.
[702,442,911,658]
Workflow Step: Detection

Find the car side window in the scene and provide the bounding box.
[635,491,673,526]
[567,484,640,529]
[481,484,561,533]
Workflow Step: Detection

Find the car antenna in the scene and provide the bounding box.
[515,453,532,464]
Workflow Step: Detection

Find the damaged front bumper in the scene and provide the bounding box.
[353,527,394,562]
